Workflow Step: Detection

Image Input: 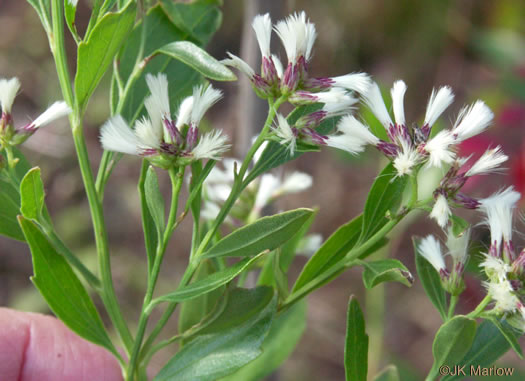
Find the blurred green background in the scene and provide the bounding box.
[1,0,525,379]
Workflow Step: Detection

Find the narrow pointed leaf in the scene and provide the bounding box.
[20,167,45,220]
[145,166,165,240]
[154,287,277,381]
[359,163,408,243]
[18,216,115,354]
[75,2,136,112]
[150,253,266,308]
[293,215,362,292]
[413,237,448,320]
[203,208,314,258]
[155,41,236,81]
[345,296,369,381]
[361,259,413,289]
[64,0,79,41]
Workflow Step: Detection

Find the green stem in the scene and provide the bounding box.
[50,0,133,352]
[466,294,492,319]
[125,166,185,380]
[447,294,459,320]
[139,96,286,363]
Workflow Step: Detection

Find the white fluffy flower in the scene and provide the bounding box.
[222,53,255,78]
[424,130,456,168]
[465,146,508,177]
[192,130,230,160]
[100,115,141,155]
[452,100,494,141]
[252,13,272,58]
[176,96,194,128]
[393,148,420,176]
[0,77,21,114]
[479,187,520,250]
[28,101,72,130]
[419,235,446,272]
[390,80,407,126]
[271,55,284,78]
[480,255,510,282]
[430,193,452,228]
[484,280,519,313]
[325,115,379,154]
[190,85,223,127]
[134,117,161,150]
[146,73,171,120]
[274,11,317,64]
[331,73,371,94]
[273,113,296,155]
[363,82,393,129]
[446,227,470,264]
[424,86,454,128]
[201,200,221,220]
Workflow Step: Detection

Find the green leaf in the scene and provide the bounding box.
[361,259,413,289]
[18,216,115,354]
[486,317,523,359]
[0,148,32,241]
[20,167,45,220]
[75,2,136,112]
[359,163,408,243]
[144,166,165,241]
[429,316,477,379]
[154,287,277,381]
[221,300,307,381]
[150,253,266,308]
[413,237,448,320]
[374,365,400,381]
[178,259,225,335]
[441,320,517,381]
[203,208,314,258]
[154,41,236,81]
[160,0,222,46]
[113,5,207,123]
[64,0,79,41]
[450,215,469,237]
[292,215,362,292]
[139,162,157,274]
[257,208,317,286]
[345,296,369,381]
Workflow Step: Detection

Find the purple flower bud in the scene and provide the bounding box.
[376,141,399,158]
[489,240,500,258]
[453,193,480,209]
[297,56,308,80]
[262,56,279,85]
[303,77,334,91]
[164,119,183,146]
[252,74,272,97]
[302,127,327,145]
[511,249,525,276]
[503,240,516,263]
[281,62,299,94]
[141,148,159,156]
[295,110,327,129]
[185,126,198,150]
[510,279,523,292]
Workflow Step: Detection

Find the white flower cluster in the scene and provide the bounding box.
[100,73,230,169]
[418,228,470,294]
[0,76,71,146]
[476,187,525,325]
